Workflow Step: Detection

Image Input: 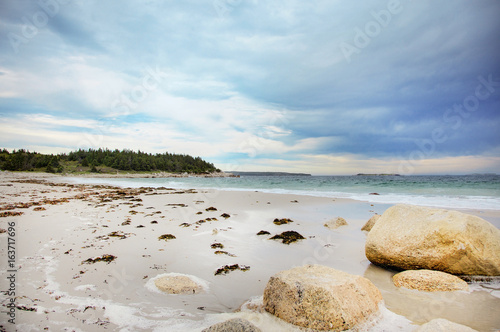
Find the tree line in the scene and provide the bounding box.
[0,148,220,174]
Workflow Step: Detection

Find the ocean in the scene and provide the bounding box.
[68,174,500,211]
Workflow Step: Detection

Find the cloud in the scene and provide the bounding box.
[1,0,499,174]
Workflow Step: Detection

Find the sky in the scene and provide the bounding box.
[1,0,500,175]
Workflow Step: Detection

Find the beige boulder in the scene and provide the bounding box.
[202,318,261,332]
[361,214,380,232]
[392,269,469,292]
[324,217,348,230]
[263,264,382,331]
[154,274,205,294]
[365,204,500,276]
[416,318,477,332]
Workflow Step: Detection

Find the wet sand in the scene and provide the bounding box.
[0,172,499,331]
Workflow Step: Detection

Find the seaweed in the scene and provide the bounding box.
[179,223,191,227]
[108,231,129,239]
[257,230,271,236]
[158,234,176,241]
[273,218,293,225]
[214,264,250,276]
[0,211,23,217]
[82,254,117,264]
[214,250,236,257]
[205,206,217,211]
[211,242,224,249]
[270,231,305,244]
[220,213,230,219]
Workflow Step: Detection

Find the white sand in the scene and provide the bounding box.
[0,172,499,331]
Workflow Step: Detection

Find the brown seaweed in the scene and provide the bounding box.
[270,231,305,244]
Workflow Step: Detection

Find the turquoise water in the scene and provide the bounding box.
[69,174,500,211]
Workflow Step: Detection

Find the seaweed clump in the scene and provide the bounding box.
[270,231,305,244]
[214,250,236,257]
[214,264,250,276]
[211,242,224,249]
[220,213,230,219]
[273,218,293,225]
[257,230,271,236]
[158,234,176,241]
[0,211,24,218]
[82,254,117,265]
[205,207,217,211]
[108,231,129,239]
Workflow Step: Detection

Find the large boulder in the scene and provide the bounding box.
[263,264,382,331]
[392,269,469,292]
[416,318,477,332]
[365,204,500,276]
[202,318,261,332]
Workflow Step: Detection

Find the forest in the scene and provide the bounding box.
[0,148,220,174]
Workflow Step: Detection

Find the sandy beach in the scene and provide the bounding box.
[1,172,499,331]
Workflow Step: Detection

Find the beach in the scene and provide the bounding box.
[1,172,499,331]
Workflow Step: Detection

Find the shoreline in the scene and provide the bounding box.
[1,172,499,331]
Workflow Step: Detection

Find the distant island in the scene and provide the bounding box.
[0,148,220,175]
[230,171,312,176]
[356,173,401,176]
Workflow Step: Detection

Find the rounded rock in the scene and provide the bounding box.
[154,275,204,294]
[392,269,469,292]
[263,264,383,331]
[365,204,500,276]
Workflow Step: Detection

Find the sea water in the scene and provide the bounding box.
[69,174,500,211]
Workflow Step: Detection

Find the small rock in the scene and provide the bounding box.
[361,215,380,232]
[416,318,478,332]
[154,275,204,294]
[392,270,469,292]
[324,217,348,230]
[202,318,261,332]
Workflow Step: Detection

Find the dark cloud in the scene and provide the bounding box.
[1,0,499,173]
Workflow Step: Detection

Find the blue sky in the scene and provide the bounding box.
[1,0,499,175]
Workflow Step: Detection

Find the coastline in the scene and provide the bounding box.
[1,172,499,331]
